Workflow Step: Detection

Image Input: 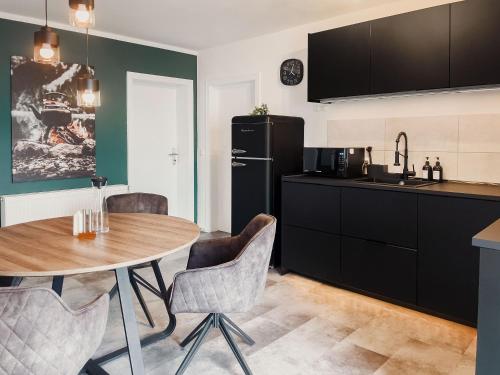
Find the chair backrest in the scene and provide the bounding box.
[232,214,277,309]
[233,214,276,256]
[0,287,109,375]
[107,193,168,215]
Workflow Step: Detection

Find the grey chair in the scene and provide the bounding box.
[107,193,170,329]
[0,287,109,375]
[169,214,277,375]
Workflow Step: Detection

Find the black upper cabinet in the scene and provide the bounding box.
[308,1,500,100]
[371,5,450,94]
[450,0,500,88]
[308,22,371,101]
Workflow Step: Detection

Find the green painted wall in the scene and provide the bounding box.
[0,18,197,212]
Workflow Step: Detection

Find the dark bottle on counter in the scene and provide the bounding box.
[432,157,443,182]
[422,157,432,181]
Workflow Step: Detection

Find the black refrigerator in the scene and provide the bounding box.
[231,115,304,269]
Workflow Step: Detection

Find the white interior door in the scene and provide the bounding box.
[127,73,194,220]
[206,79,257,232]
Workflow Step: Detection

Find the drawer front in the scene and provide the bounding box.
[282,225,341,284]
[282,182,341,234]
[342,188,418,248]
[342,237,417,304]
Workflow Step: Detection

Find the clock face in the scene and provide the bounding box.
[280,59,304,86]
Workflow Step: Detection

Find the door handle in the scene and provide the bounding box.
[232,149,247,155]
[232,162,247,167]
[168,148,179,165]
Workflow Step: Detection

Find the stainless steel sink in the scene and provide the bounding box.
[354,177,438,188]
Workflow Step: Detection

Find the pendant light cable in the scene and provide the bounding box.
[45,0,48,26]
[77,19,100,107]
[86,28,89,68]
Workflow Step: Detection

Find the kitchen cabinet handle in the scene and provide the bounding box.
[232,149,247,154]
[232,162,247,167]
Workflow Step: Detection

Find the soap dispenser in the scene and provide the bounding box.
[422,157,432,180]
[432,157,443,182]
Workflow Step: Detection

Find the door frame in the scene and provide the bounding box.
[126,71,195,221]
[198,73,262,232]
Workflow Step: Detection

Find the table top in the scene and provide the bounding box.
[0,213,200,277]
[473,219,500,252]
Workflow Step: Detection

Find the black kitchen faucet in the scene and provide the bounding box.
[394,131,416,180]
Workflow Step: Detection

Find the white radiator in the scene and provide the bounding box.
[0,185,129,227]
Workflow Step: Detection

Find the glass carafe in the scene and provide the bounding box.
[91,176,109,233]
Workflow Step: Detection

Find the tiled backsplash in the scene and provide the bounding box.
[327,114,500,184]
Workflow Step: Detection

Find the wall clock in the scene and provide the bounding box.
[280,59,304,86]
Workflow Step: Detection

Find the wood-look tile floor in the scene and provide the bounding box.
[20,232,477,375]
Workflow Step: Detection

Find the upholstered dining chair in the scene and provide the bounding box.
[107,192,170,328]
[168,214,277,375]
[0,287,109,375]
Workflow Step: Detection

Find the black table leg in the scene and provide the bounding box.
[83,359,110,375]
[108,282,118,299]
[151,260,174,319]
[52,276,64,296]
[94,260,176,365]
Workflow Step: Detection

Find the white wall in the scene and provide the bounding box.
[198,0,500,230]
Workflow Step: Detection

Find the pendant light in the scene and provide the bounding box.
[34,0,60,64]
[77,29,100,107]
[69,0,95,28]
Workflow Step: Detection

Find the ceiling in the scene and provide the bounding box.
[0,0,399,51]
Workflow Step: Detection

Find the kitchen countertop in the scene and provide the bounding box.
[282,174,500,202]
[473,219,500,251]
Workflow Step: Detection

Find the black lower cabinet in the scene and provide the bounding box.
[282,225,341,284]
[281,178,500,325]
[342,237,417,304]
[418,195,500,325]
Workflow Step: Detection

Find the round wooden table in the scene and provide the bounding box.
[0,213,200,375]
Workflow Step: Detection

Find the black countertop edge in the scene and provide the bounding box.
[282,174,500,202]
[473,219,500,251]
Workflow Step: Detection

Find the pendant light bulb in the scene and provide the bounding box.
[39,43,55,59]
[77,80,101,107]
[81,90,96,105]
[75,5,91,23]
[34,1,60,64]
[69,0,95,28]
